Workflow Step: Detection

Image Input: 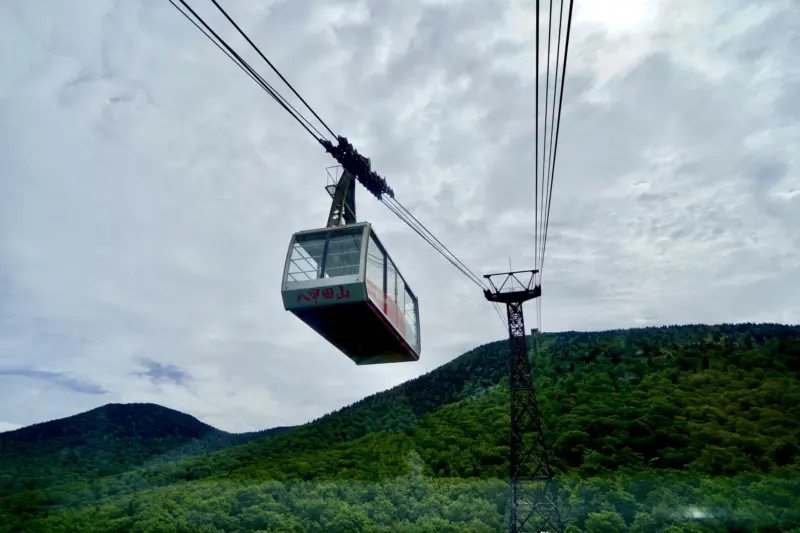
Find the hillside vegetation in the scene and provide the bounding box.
[0,403,290,500]
[1,323,799,532]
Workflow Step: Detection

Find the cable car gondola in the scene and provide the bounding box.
[280,170,420,365]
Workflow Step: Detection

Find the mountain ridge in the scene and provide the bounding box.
[1,402,213,439]
[2,323,799,532]
[0,401,292,439]
[0,401,293,501]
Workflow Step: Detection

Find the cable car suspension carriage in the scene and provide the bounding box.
[280,162,421,365]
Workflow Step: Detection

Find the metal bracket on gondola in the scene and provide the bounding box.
[326,168,357,227]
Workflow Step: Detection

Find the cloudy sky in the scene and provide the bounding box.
[1,0,798,434]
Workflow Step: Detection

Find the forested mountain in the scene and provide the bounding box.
[1,323,799,532]
[0,403,291,500]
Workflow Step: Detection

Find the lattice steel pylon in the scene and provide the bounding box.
[483,270,563,533]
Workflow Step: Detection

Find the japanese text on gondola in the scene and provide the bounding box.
[296,285,351,304]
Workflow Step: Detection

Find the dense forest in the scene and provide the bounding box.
[1,323,798,532]
[0,403,291,500]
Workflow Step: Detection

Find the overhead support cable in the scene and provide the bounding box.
[539,0,555,283]
[534,0,541,275]
[379,197,507,327]
[531,0,573,346]
[207,0,338,140]
[540,0,574,280]
[384,197,486,288]
[381,196,485,290]
[169,0,328,143]
[542,0,565,264]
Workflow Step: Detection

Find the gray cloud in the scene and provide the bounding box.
[0,368,107,395]
[134,357,191,387]
[0,0,798,432]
